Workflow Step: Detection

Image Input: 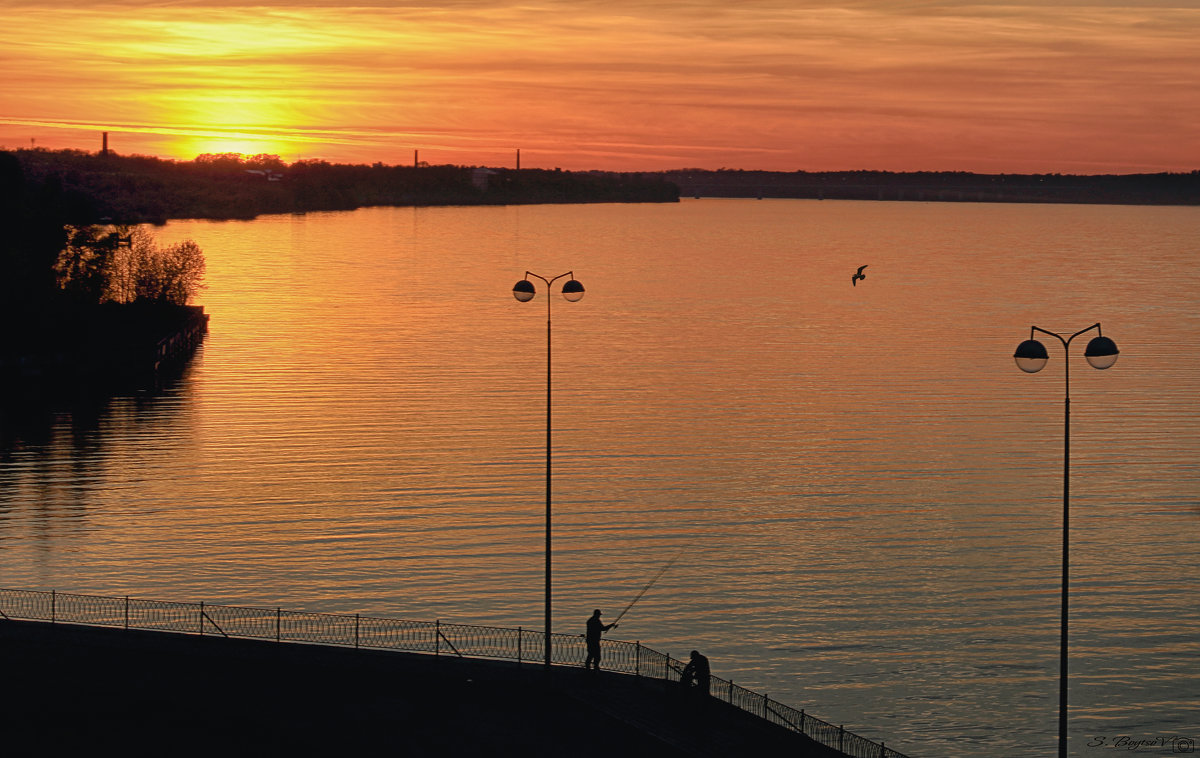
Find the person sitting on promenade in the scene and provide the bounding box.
[680,649,711,696]
[584,609,617,670]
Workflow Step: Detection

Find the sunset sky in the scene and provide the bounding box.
[2,0,1198,173]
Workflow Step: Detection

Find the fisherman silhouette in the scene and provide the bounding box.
[852,264,868,286]
[584,609,616,670]
[680,649,711,696]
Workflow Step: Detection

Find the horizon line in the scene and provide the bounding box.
[8,145,1198,179]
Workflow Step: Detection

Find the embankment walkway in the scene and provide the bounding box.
[0,589,908,757]
[1,620,831,756]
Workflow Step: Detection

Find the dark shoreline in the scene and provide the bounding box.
[8,149,682,225]
[9,149,1198,229]
[0,303,208,389]
[664,168,1200,206]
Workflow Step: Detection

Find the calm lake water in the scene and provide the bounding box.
[2,199,1198,757]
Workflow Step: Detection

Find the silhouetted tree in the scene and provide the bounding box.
[53,225,122,303]
[103,227,206,306]
[194,152,247,169]
[245,154,285,170]
[53,225,205,306]
[146,238,206,305]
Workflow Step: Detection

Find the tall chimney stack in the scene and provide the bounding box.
[101,132,109,156]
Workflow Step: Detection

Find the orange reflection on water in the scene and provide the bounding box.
[3,200,1199,758]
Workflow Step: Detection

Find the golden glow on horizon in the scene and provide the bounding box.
[169,135,294,161]
[158,94,301,161]
[2,1,1198,172]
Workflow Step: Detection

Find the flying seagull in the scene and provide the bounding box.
[852,264,868,286]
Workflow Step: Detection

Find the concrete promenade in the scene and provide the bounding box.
[1,619,844,757]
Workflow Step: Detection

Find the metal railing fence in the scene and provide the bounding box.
[0,588,907,758]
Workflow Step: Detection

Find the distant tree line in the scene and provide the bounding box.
[663,168,1200,205]
[8,149,681,225]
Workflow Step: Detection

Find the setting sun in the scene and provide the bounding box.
[167,135,295,162]
[156,96,307,162]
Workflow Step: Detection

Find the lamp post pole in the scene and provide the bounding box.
[513,271,585,669]
[1014,323,1119,758]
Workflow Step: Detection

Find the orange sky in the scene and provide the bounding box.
[2,1,1198,173]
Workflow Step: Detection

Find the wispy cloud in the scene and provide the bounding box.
[2,1,1197,170]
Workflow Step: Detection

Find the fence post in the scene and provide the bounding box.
[763,693,769,718]
[124,596,129,630]
[635,642,641,677]
[880,741,886,758]
[275,608,281,642]
[729,679,734,703]
[839,725,845,752]
[355,614,360,649]
[800,709,806,736]
[51,590,56,623]
[199,602,204,635]
[517,627,522,666]
[435,620,440,657]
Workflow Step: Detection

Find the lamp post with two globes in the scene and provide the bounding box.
[1013,323,1119,758]
[512,271,585,669]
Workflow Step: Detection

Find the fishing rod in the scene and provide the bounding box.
[612,546,688,625]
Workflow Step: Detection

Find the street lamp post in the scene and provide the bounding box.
[1013,323,1119,758]
[513,271,585,668]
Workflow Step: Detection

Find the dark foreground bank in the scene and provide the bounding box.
[0,620,843,757]
[0,303,208,387]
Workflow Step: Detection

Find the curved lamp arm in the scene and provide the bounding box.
[1014,323,1119,374]
[512,271,586,302]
